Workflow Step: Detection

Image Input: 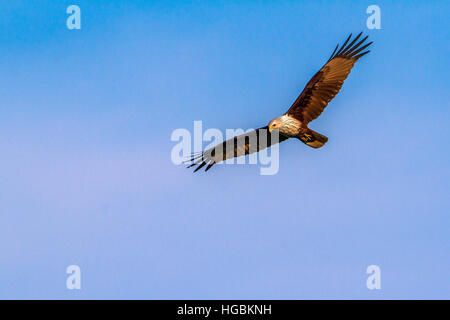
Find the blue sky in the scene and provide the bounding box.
[0,0,448,299]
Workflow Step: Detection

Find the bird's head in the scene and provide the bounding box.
[268,118,281,133]
[268,115,301,136]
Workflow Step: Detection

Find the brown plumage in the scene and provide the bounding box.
[187,33,372,172]
[187,127,290,172]
[286,32,372,124]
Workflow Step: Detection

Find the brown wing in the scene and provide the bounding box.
[286,33,372,124]
[187,126,290,172]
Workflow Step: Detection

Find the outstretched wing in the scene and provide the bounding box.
[286,32,372,124]
[186,126,290,172]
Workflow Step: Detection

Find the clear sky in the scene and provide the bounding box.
[0,0,448,299]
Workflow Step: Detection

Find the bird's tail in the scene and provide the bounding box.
[299,129,328,148]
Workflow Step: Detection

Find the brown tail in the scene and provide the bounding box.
[298,129,328,149]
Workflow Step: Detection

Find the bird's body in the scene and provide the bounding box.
[187,33,372,172]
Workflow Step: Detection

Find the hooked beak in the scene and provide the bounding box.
[269,126,273,133]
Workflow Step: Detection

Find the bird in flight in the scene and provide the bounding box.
[187,32,372,172]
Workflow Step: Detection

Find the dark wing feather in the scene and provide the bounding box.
[186,126,290,172]
[286,32,372,124]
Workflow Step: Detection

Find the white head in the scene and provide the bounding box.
[268,115,301,136]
